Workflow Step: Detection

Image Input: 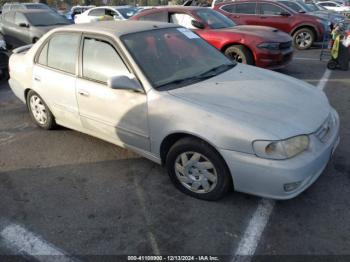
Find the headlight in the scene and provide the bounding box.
[257,42,280,50]
[253,135,310,160]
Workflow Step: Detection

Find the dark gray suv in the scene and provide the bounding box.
[1,2,51,14]
[0,10,70,48]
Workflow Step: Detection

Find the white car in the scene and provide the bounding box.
[74,6,139,24]
[317,1,350,12]
[8,21,340,200]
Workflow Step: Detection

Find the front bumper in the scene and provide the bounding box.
[255,48,293,70]
[220,109,340,200]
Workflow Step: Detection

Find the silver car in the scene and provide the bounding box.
[8,21,340,200]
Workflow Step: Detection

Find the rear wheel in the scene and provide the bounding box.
[166,137,232,201]
[26,90,56,130]
[224,45,254,65]
[293,28,315,50]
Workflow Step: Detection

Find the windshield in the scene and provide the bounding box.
[195,9,236,29]
[305,3,319,11]
[117,7,139,19]
[26,12,70,26]
[121,28,235,90]
[296,1,314,12]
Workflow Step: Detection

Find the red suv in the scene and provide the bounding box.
[132,7,293,69]
[214,0,329,49]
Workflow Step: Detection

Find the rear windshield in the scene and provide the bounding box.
[25,12,70,26]
[25,4,50,10]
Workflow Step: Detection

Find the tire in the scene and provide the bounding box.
[26,90,56,130]
[327,60,337,70]
[293,28,315,50]
[224,45,254,65]
[166,137,232,201]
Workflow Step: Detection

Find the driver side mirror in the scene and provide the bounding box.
[191,20,205,29]
[19,23,29,28]
[279,11,291,16]
[113,14,121,20]
[18,23,29,27]
[107,75,143,93]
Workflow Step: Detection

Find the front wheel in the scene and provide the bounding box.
[166,137,232,201]
[293,28,315,50]
[224,45,254,65]
[26,90,56,130]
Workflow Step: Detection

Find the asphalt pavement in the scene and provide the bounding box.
[0,49,349,261]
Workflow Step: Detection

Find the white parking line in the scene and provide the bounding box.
[233,68,332,260]
[294,57,321,61]
[234,199,275,257]
[1,223,77,262]
[317,69,332,90]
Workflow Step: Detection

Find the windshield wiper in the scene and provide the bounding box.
[157,63,235,90]
[198,63,235,78]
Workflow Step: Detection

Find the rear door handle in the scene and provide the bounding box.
[232,15,240,18]
[260,16,267,19]
[34,76,41,82]
[78,90,89,97]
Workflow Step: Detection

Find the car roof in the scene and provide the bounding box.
[54,20,179,37]
[7,9,53,14]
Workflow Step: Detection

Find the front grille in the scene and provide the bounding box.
[315,114,334,143]
[279,41,292,50]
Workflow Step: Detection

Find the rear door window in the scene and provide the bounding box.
[46,33,80,74]
[234,2,257,14]
[88,8,105,16]
[221,4,236,13]
[259,3,285,15]
[4,12,15,23]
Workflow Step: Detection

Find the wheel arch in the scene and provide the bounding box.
[160,132,234,189]
[24,88,31,101]
[159,132,228,167]
[291,25,318,39]
[221,43,255,65]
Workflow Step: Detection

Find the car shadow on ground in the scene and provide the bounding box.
[0,158,259,255]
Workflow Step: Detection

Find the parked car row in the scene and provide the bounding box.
[74,5,140,24]
[132,7,293,69]
[0,0,345,69]
[0,9,70,48]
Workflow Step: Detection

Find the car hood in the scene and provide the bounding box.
[168,64,330,139]
[310,11,345,21]
[217,25,291,42]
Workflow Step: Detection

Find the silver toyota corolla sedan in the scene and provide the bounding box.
[8,21,340,200]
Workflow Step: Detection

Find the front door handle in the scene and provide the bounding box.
[34,76,41,82]
[232,15,240,18]
[78,90,90,97]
